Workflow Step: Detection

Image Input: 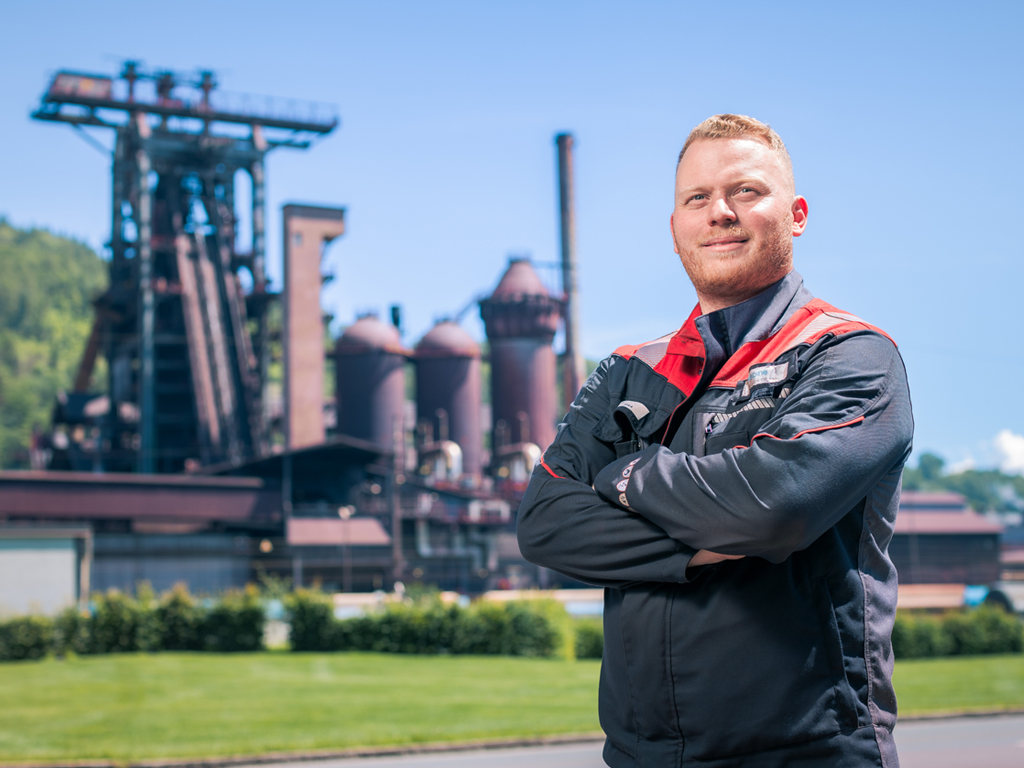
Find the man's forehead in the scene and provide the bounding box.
[676,137,788,186]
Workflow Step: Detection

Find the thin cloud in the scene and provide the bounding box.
[994,429,1024,475]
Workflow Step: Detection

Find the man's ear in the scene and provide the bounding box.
[670,212,679,254]
[791,196,809,237]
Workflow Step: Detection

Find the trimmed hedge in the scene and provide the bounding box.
[0,583,265,662]
[892,606,1023,659]
[157,583,203,651]
[573,619,604,660]
[201,588,265,652]
[9,587,1019,664]
[287,590,574,658]
[0,615,53,661]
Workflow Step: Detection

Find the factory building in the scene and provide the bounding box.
[1,62,585,608]
[890,491,1003,585]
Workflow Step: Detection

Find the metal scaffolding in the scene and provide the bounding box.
[33,63,338,472]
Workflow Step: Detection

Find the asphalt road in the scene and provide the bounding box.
[243,714,1024,768]
[895,714,1024,768]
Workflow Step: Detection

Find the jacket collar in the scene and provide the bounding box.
[695,271,812,361]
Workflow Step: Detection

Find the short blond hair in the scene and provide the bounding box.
[678,114,793,182]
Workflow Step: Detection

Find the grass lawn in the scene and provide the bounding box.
[0,653,601,763]
[0,652,1022,763]
[893,654,1024,716]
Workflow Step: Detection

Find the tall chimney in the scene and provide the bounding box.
[282,204,345,449]
[556,133,585,412]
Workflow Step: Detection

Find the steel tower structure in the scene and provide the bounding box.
[33,64,338,473]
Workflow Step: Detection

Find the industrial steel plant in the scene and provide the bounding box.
[0,63,590,611]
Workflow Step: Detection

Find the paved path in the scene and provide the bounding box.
[245,743,604,768]
[238,714,1024,768]
[896,713,1024,768]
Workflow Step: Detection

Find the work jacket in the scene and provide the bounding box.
[517,271,913,768]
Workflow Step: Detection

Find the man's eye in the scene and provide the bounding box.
[688,194,707,203]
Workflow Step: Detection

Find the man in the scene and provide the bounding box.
[517,114,913,768]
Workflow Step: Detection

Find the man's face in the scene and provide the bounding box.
[671,138,808,313]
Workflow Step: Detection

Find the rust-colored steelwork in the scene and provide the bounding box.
[335,315,408,450]
[415,321,483,480]
[32,64,339,473]
[283,205,346,449]
[479,259,562,453]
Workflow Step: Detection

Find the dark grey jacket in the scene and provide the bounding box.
[517,272,913,768]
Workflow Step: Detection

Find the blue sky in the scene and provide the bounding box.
[2,0,1022,471]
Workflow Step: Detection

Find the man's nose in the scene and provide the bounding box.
[708,196,737,226]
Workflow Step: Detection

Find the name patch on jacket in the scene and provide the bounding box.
[743,362,789,398]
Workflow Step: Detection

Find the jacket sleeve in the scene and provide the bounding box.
[593,332,914,564]
[517,356,699,588]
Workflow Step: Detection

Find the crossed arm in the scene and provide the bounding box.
[516,333,913,586]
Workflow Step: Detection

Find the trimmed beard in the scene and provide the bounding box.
[677,222,793,311]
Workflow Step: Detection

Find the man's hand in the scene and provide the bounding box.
[689,550,745,567]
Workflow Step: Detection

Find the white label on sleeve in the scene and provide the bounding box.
[617,400,650,420]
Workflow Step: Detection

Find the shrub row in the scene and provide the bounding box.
[573,618,604,660]
[289,589,591,659]
[0,584,265,662]
[892,606,1023,659]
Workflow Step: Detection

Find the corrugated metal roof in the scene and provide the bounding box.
[0,470,280,523]
[898,490,969,511]
[894,511,1003,535]
[0,470,264,488]
[1001,549,1024,565]
[286,517,391,546]
[896,583,965,609]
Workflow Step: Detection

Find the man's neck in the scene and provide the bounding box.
[697,270,795,315]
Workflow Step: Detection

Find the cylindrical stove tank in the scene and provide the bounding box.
[334,314,407,450]
[415,321,483,480]
[479,258,563,452]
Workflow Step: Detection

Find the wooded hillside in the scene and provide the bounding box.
[902,453,1024,513]
[0,219,107,468]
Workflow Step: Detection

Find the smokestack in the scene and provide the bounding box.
[556,133,585,413]
[282,204,345,450]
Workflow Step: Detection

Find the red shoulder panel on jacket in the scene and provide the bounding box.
[709,299,897,390]
[613,304,706,397]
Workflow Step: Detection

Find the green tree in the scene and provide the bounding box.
[918,453,945,482]
[0,219,107,467]
[902,452,1024,512]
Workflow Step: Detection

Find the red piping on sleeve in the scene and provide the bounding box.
[739,415,866,448]
[539,457,563,478]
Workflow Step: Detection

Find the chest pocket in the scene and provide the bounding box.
[700,364,794,454]
[703,399,782,454]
